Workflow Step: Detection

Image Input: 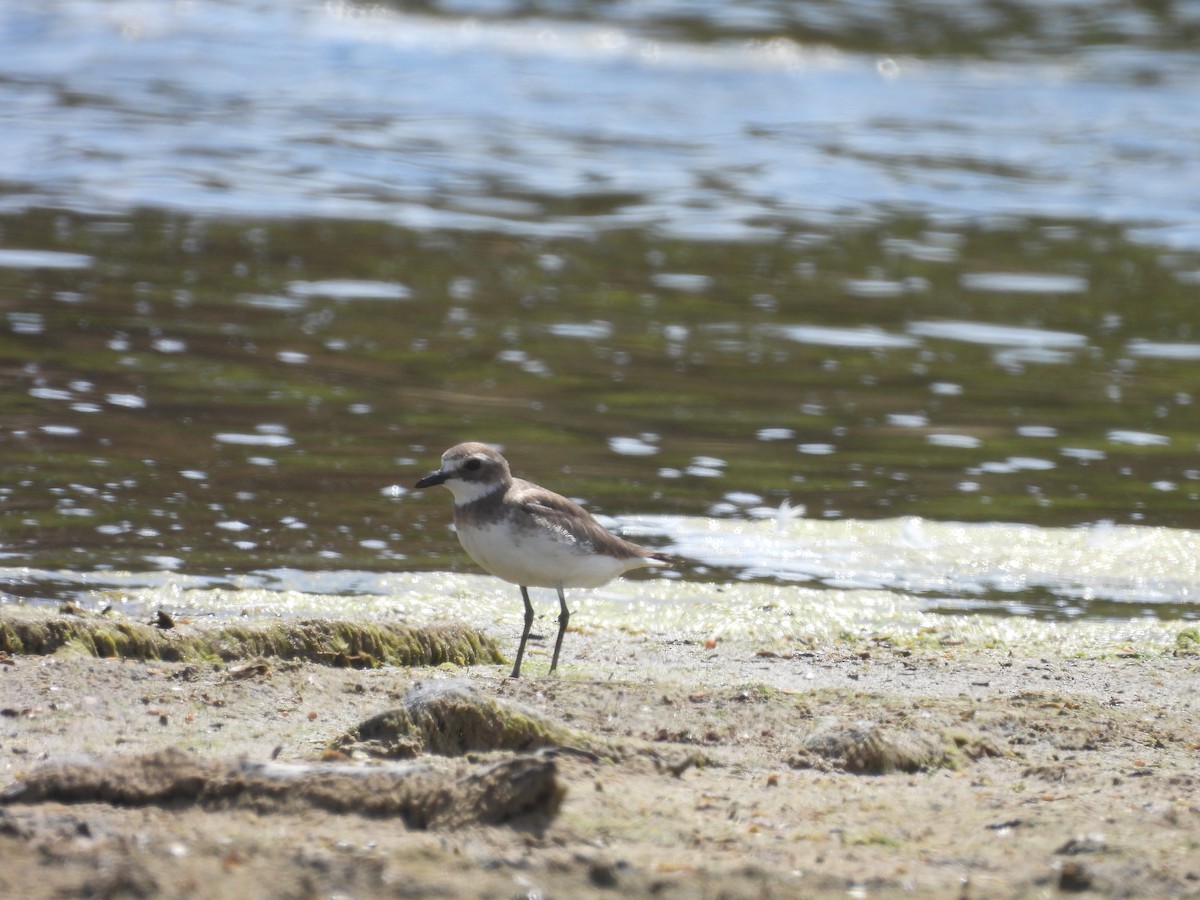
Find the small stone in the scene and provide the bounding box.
[1056,833,1107,855]
[1057,861,1094,892]
[588,858,620,888]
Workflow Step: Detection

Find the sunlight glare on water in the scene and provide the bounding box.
[4,509,1194,653]
[627,515,1200,619]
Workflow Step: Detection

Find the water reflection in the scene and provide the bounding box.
[775,324,917,349]
[3,209,1197,592]
[959,272,1088,293]
[609,436,658,456]
[288,280,413,301]
[0,249,93,269]
[1127,340,1200,361]
[907,321,1088,349]
[3,2,1200,242]
[1107,430,1170,447]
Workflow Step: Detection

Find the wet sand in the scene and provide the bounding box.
[2,609,1199,898]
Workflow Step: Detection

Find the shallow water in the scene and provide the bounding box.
[1,0,1198,625]
[4,517,1195,654]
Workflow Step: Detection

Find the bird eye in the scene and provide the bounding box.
[464,458,483,471]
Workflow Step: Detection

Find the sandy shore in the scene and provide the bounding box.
[2,608,1199,898]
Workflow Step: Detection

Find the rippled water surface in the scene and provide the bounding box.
[1,0,1198,627]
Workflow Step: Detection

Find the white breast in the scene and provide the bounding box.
[456,521,657,589]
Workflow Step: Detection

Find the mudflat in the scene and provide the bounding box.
[2,609,1198,898]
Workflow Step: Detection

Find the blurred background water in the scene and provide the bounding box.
[1,0,1198,627]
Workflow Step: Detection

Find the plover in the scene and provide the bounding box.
[415,442,671,677]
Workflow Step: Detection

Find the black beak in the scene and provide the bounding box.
[415,469,448,489]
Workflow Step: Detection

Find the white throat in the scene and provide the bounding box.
[444,478,505,507]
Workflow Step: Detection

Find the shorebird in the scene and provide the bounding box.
[415,442,671,676]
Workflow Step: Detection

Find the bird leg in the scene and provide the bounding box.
[549,585,570,674]
[511,586,535,678]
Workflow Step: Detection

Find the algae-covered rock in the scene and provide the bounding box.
[0,610,182,660]
[792,717,957,774]
[337,680,612,759]
[1175,627,1200,656]
[0,608,502,669]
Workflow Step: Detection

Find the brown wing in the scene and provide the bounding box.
[511,480,653,560]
